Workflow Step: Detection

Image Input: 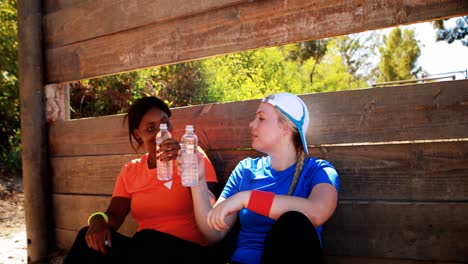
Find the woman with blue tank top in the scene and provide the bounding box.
[180,92,340,264]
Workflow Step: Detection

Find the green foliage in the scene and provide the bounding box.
[70,72,138,118]
[69,61,210,118]
[201,47,311,102]
[377,27,421,82]
[0,0,17,77]
[433,16,468,47]
[284,40,329,84]
[0,128,21,175]
[68,31,393,117]
[285,40,329,64]
[307,40,367,92]
[0,0,21,176]
[335,32,381,85]
[151,61,213,106]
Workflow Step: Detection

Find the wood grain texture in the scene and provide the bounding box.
[48,80,468,156]
[17,0,50,261]
[52,194,468,262]
[322,201,468,262]
[324,255,463,264]
[50,154,135,195]
[44,0,250,48]
[51,142,468,200]
[48,114,131,156]
[26,1,468,262]
[315,142,468,202]
[52,194,138,236]
[44,0,468,83]
[43,0,83,14]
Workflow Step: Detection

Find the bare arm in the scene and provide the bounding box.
[207,183,338,231]
[191,180,238,243]
[268,183,338,226]
[178,151,237,243]
[105,196,131,230]
[86,196,130,254]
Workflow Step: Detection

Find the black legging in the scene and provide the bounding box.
[63,226,237,264]
[63,227,131,264]
[63,212,319,264]
[261,211,323,264]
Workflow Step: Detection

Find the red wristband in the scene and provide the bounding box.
[247,190,275,217]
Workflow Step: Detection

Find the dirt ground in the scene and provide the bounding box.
[0,175,64,264]
[0,174,27,264]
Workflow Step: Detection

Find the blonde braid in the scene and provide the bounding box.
[288,150,305,195]
[275,107,307,195]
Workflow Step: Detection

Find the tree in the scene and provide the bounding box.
[376,27,421,82]
[69,61,210,119]
[284,40,329,84]
[0,0,21,175]
[306,39,367,93]
[433,16,468,47]
[201,47,313,102]
[151,61,212,107]
[335,32,381,85]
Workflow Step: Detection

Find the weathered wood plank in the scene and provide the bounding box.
[324,255,462,264]
[51,142,468,202]
[305,80,468,145]
[318,142,468,201]
[52,194,468,262]
[48,81,468,156]
[50,154,135,195]
[44,0,251,48]
[44,0,468,83]
[52,194,138,237]
[212,141,468,201]
[17,0,50,261]
[322,201,468,262]
[48,114,131,156]
[43,0,82,14]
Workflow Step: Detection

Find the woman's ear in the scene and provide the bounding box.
[133,130,142,143]
[279,120,292,137]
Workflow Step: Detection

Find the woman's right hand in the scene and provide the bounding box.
[157,138,181,161]
[85,216,112,255]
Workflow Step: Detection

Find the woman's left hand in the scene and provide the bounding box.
[207,191,249,231]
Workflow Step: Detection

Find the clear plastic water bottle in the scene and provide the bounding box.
[156,123,173,181]
[181,125,198,186]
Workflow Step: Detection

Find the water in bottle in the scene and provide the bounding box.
[181,125,198,186]
[156,123,173,181]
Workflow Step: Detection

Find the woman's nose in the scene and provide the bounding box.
[249,120,255,129]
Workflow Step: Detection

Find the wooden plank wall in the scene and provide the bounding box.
[42,0,468,262]
[48,80,468,263]
[43,0,468,84]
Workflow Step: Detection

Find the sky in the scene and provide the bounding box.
[378,17,468,80]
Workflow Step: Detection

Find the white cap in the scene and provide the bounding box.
[262,93,310,154]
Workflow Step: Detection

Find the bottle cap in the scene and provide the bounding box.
[160,123,168,130]
[186,125,194,130]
